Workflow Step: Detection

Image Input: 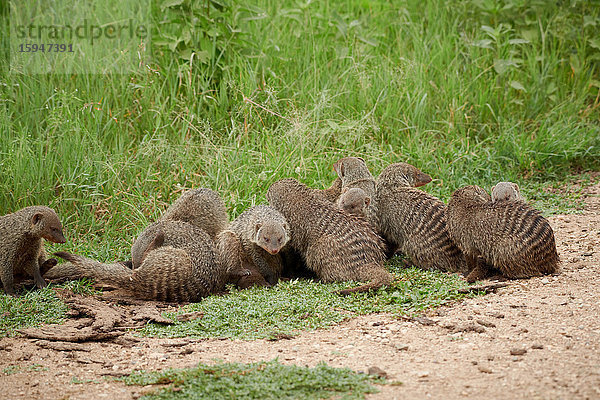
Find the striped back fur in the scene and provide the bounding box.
[131,188,228,269]
[447,185,559,280]
[266,178,391,293]
[376,185,467,273]
[49,220,226,302]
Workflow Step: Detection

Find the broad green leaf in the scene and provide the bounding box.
[509,80,526,92]
[473,39,493,49]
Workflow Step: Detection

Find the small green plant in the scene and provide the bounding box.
[27,364,49,372]
[2,365,21,375]
[123,360,382,399]
[71,376,101,384]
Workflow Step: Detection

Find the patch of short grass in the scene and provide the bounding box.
[139,261,471,340]
[0,280,96,337]
[0,261,472,339]
[0,287,68,337]
[122,360,382,400]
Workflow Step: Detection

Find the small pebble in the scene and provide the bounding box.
[367,366,388,378]
[478,366,493,374]
[476,319,496,328]
[531,344,544,350]
[510,348,527,356]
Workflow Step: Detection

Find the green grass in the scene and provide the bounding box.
[0,261,473,339]
[0,0,598,341]
[0,287,68,337]
[0,280,96,337]
[122,360,383,400]
[140,261,472,339]
[1,1,598,262]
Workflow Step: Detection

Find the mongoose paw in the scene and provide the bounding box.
[35,277,48,289]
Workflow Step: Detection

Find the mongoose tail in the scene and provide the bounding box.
[48,251,132,287]
[336,266,394,295]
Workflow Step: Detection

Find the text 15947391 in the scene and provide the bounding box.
[18,43,74,53]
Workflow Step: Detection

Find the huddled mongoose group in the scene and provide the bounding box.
[2,156,560,300]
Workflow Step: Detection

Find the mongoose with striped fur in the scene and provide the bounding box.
[216,205,290,285]
[131,188,229,269]
[336,187,370,218]
[0,206,66,295]
[47,220,227,302]
[376,163,466,273]
[491,181,525,203]
[266,178,390,294]
[447,185,559,282]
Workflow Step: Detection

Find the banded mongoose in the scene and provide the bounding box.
[375,163,467,273]
[266,178,391,294]
[131,188,229,269]
[447,185,559,282]
[217,205,290,285]
[336,187,370,218]
[491,181,525,203]
[46,220,228,302]
[216,230,270,289]
[0,206,66,295]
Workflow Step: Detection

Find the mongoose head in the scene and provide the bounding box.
[30,207,66,244]
[377,163,432,188]
[450,185,492,205]
[333,157,372,183]
[253,221,290,255]
[337,187,371,217]
[491,182,524,202]
[139,229,165,264]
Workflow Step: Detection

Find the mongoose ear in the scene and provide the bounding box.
[357,157,366,165]
[333,159,346,177]
[336,161,345,177]
[419,172,432,185]
[254,223,263,235]
[31,213,43,225]
[341,187,349,194]
[513,183,519,191]
[364,197,371,207]
[491,184,496,193]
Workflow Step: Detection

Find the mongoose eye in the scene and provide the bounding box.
[264,238,270,243]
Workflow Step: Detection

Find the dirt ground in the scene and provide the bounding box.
[1,180,599,400]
